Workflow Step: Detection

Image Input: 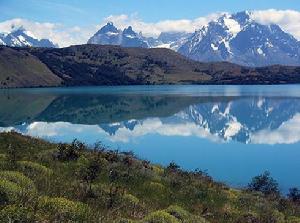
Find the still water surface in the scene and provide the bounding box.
[1,85,300,192]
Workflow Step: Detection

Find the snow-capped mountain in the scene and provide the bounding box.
[147,32,191,50]
[88,13,300,66]
[87,22,148,48]
[87,22,121,45]
[0,27,56,48]
[178,11,300,66]
[121,26,149,48]
[88,22,190,50]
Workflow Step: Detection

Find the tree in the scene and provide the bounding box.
[248,171,280,196]
[167,162,180,172]
[76,156,101,196]
[287,187,300,203]
[7,144,18,168]
[55,140,84,161]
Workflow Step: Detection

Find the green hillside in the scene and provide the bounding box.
[1,132,300,222]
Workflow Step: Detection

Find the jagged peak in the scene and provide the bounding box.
[97,22,119,34]
[123,26,134,33]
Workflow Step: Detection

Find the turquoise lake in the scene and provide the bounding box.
[1,85,300,193]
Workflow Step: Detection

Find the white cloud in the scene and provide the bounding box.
[108,118,222,143]
[0,119,222,144]
[251,9,300,40]
[0,18,96,47]
[250,113,300,145]
[102,13,222,37]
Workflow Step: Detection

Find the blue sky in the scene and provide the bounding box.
[1,0,300,26]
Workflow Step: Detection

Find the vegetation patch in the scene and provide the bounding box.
[0,132,300,222]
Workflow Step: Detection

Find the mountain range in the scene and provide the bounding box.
[1,11,300,66]
[87,22,149,48]
[0,27,56,48]
[88,11,300,66]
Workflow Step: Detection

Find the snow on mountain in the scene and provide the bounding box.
[88,22,148,48]
[0,27,56,48]
[88,22,191,50]
[87,22,122,45]
[178,11,300,66]
[148,32,191,50]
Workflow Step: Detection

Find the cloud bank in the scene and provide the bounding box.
[0,9,300,47]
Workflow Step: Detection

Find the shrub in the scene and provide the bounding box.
[0,179,23,204]
[17,160,53,177]
[54,140,84,161]
[165,205,208,223]
[115,218,136,223]
[0,153,6,160]
[37,196,90,221]
[143,210,180,223]
[165,205,190,221]
[0,205,34,222]
[152,165,164,176]
[247,171,279,196]
[167,162,181,172]
[288,188,300,203]
[0,172,37,206]
[148,182,165,192]
[0,171,36,192]
[287,216,300,223]
[123,193,139,207]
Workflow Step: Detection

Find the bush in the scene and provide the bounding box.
[288,188,300,203]
[247,171,279,196]
[260,210,285,223]
[0,171,37,205]
[0,179,23,204]
[148,182,165,192]
[115,218,136,223]
[54,140,85,161]
[123,193,139,207]
[165,205,190,221]
[37,196,90,221]
[165,205,208,223]
[0,171,36,192]
[0,153,6,160]
[287,216,300,223]
[0,205,34,222]
[17,160,53,177]
[143,210,180,223]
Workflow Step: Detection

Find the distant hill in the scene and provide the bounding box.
[1,44,300,88]
[0,46,62,88]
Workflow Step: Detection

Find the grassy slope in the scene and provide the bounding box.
[0,46,62,88]
[0,132,300,222]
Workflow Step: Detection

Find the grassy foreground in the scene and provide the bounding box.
[0,132,300,222]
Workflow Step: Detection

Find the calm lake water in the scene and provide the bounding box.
[1,85,300,193]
